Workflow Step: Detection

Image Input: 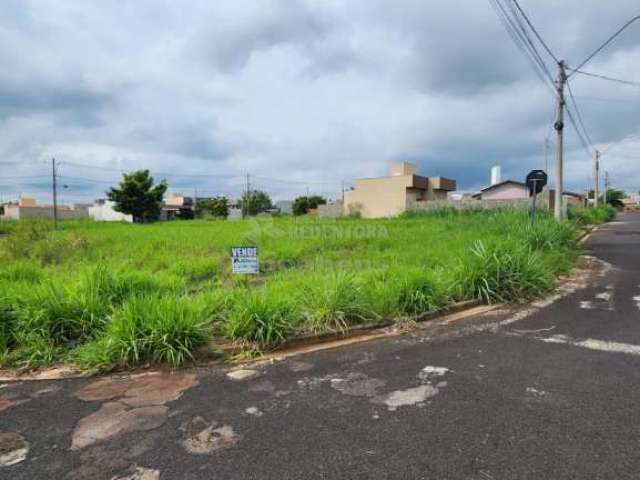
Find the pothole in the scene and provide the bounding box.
[180,417,240,454]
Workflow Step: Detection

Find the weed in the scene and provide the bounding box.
[75,295,212,370]
[302,271,371,331]
[454,240,552,303]
[225,290,296,345]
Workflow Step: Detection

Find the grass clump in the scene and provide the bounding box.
[75,296,212,370]
[569,204,616,226]
[454,240,552,304]
[225,290,297,346]
[301,272,370,332]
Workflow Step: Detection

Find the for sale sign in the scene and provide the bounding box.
[231,246,259,274]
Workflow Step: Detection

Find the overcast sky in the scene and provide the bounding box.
[1,0,639,204]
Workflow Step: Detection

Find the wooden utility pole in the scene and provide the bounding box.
[554,61,567,221]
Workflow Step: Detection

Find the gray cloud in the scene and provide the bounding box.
[0,0,639,205]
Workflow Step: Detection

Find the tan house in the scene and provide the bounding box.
[1,197,89,220]
[474,180,585,207]
[344,162,456,218]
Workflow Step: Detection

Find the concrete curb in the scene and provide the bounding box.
[219,299,482,356]
[0,300,484,382]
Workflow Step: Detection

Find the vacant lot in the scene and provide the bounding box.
[0,208,596,371]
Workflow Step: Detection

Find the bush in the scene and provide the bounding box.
[75,296,212,370]
[225,291,296,345]
[568,205,616,226]
[397,270,449,316]
[454,241,552,304]
[302,272,370,331]
[524,220,578,251]
[0,296,18,353]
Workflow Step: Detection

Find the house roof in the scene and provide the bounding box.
[479,180,527,192]
[478,179,585,199]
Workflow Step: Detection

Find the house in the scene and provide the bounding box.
[474,180,585,206]
[343,162,457,218]
[275,200,293,215]
[162,194,195,220]
[0,197,89,220]
[88,199,133,222]
[318,199,343,219]
[473,180,530,200]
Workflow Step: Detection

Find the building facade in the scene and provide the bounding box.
[343,162,457,218]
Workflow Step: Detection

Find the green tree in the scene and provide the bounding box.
[107,170,167,223]
[240,189,272,216]
[605,188,625,208]
[292,195,327,216]
[197,196,229,218]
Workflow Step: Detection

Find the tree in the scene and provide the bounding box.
[605,189,625,208]
[240,189,272,216]
[292,195,327,216]
[107,170,167,223]
[197,196,229,218]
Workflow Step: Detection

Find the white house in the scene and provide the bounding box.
[88,200,133,222]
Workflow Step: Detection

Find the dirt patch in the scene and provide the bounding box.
[72,372,198,450]
[330,373,386,398]
[0,397,17,413]
[180,416,240,454]
[71,402,168,450]
[76,372,197,405]
[0,431,29,467]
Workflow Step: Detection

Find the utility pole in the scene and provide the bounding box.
[52,157,58,230]
[593,150,600,207]
[604,171,609,206]
[554,61,567,221]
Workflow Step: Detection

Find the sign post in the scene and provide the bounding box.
[526,170,548,226]
[231,247,259,279]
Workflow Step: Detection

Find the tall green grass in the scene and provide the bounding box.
[0,208,586,370]
[568,204,616,225]
[74,296,212,370]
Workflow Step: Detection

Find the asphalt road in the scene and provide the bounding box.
[2,212,640,480]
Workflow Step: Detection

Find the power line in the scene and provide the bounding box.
[565,105,594,157]
[571,15,640,74]
[488,0,557,96]
[505,0,556,85]
[510,0,559,63]
[567,67,640,88]
[566,80,595,151]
